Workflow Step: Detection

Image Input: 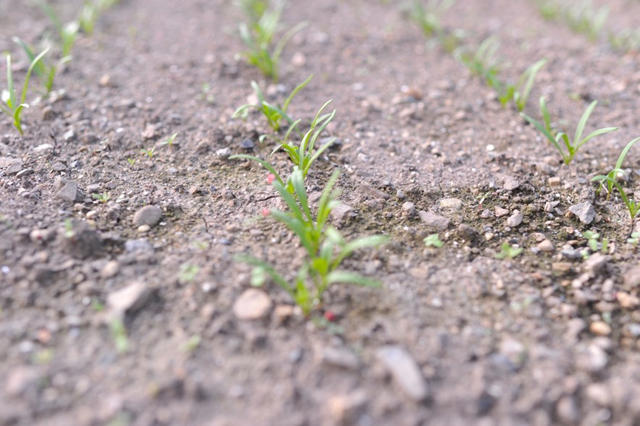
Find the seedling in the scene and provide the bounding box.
[92,192,110,203]
[238,1,307,82]
[564,0,608,42]
[109,317,129,354]
[537,1,560,20]
[127,157,137,166]
[14,37,71,95]
[608,28,640,53]
[409,0,456,38]
[1,49,50,135]
[592,173,640,221]
[521,99,617,165]
[140,147,156,159]
[197,83,215,104]
[595,137,640,199]
[181,335,201,352]
[495,242,523,260]
[231,100,337,193]
[237,169,388,315]
[38,1,79,57]
[159,132,178,148]
[455,36,502,83]
[627,232,640,247]
[424,234,443,248]
[581,230,608,258]
[178,264,200,284]
[492,59,547,112]
[233,75,312,133]
[235,0,269,22]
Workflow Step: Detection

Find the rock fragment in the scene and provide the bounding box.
[107,281,152,316]
[507,211,523,227]
[503,176,520,191]
[233,289,272,320]
[132,205,162,227]
[418,211,450,231]
[56,181,80,202]
[376,345,429,402]
[439,198,463,210]
[569,202,595,225]
[328,390,368,426]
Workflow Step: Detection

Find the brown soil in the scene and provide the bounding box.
[1,0,640,425]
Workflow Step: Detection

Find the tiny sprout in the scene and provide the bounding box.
[179,264,200,284]
[628,232,640,247]
[109,317,129,354]
[140,147,155,159]
[198,83,215,103]
[495,242,523,260]
[424,234,443,248]
[92,192,110,203]
[181,335,201,352]
[160,132,178,147]
[127,157,137,166]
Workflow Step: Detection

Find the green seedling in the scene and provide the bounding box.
[235,0,269,22]
[197,83,215,104]
[564,0,609,42]
[140,147,156,159]
[231,100,337,193]
[521,99,617,165]
[14,37,71,95]
[455,36,502,82]
[495,242,523,260]
[233,75,312,134]
[424,234,443,248]
[409,0,456,38]
[492,59,547,112]
[109,317,129,354]
[92,192,110,203]
[608,28,640,53]
[596,137,640,199]
[592,173,640,221]
[38,1,79,57]
[238,1,307,82]
[1,49,50,135]
[159,132,178,147]
[581,230,608,258]
[178,264,200,284]
[127,157,136,166]
[181,335,201,352]
[79,1,99,36]
[237,169,388,315]
[537,0,560,20]
[627,232,640,247]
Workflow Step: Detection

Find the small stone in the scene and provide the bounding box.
[239,139,254,150]
[100,260,119,279]
[33,144,53,153]
[577,344,608,373]
[42,106,56,121]
[617,292,639,309]
[124,239,154,253]
[216,148,231,159]
[552,262,573,275]
[624,266,640,287]
[6,160,23,175]
[457,224,479,243]
[63,129,76,142]
[376,345,429,402]
[569,202,596,225]
[331,204,354,223]
[233,289,272,320]
[273,305,294,324]
[537,240,554,252]
[439,198,463,210]
[107,281,152,316]
[418,211,450,231]
[585,383,611,406]
[495,206,510,217]
[142,123,158,140]
[5,367,40,397]
[320,347,361,370]
[16,168,34,177]
[56,181,80,202]
[328,390,368,426]
[503,177,520,191]
[402,202,415,216]
[584,253,609,276]
[132,205,162,227]
[99,74,111,87]
[590,321,612,336]
[548,177,561,187]
[507,211,523,227]
[556,396,579,424]
[138,225,151,233]
[566,318,586,339]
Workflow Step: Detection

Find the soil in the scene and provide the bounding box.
[1,0,640,425]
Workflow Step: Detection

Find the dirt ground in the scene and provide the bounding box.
[1,0,640,424]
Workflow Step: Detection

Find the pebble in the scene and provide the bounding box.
[320,347,361,370]
[503,176,520,191]
[584,253,609,276]
[124,238,154,253]
[624,266,640,287]
[537,240,554,252]
[239,139,254,150]
[376,345,429,402]
[100,260,120,279]
[331,204,354,224]
[132,205,162,227]
[328,390,368,426]
[568,202,596,225]
[6,160,22,175]
[138,225,151,233]
[233,289,272,320]
[495,206,510,217]
[418,211,450,231]
[42,106,56,120]
[590,321,612,336]
[5,367,40,398]
[439,198,463,210]
[33,144,53,153]
[63,129,76,142]
[585,383,611,406]
[402,202,415,216]
[548,177,561,187]
[107,281,152,317]
[617,292,639,309]
[556,396,579,424]
[507,211,523,227]
[56,181,80,202]
[216,148,231,159]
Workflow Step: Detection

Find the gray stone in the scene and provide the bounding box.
[418,211,450,231]
[624,266,640,287]
[584,253,610,277]
[233,289,272,320]
[56,181,80,202]
[100,260,120,279]
[556,396,579,425]
[124,239,154,253]
[503,176,520,191]
[320,347,361,370]
[132,205,162,227]
[401,202,415,216]
[569,202,596,225]
[331,204,354,224]
[439,198,463,210]
[376,345,429,402]
[495,206,510,217]
[6,160,23,175]
[537,240,554,252]
[107,281,152,316]
[507,211,523,227]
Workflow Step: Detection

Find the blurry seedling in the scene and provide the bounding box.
[237,169,388,316]
[608,28,640,53]
[521,99,617,165]
[238,1,307,82]
[564,0,609,42]
[38,1,79,57]
[178,264,200,284]
[409,0,456,38]
[592,174,640,221]
[233,75,312,134]
[14,37,71,95]
[424,234,443,248]
[537,0,560,20]
[92,192,110,203]
[1,49,49,135]
[581,230,608,258]
[127,157,136,166]
[109,317,129,354]
[197,83,215,104]
[159,132,178,148]
[231,100,337,193]
[628,232,640,247]
[235,0,269,22]
[140,147,156,159]
[455,36,502,83]
[596,137,640,200]
[495,242,523,260]
[491,59,547,112]
[79,1,99,35]
[181,335,201,353]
